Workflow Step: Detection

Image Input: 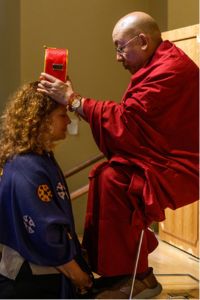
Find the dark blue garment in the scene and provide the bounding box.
[0,152,90,298]
[0,261,63,299]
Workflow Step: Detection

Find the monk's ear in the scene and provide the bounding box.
[138,33,148,50]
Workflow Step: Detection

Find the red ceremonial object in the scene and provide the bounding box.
[44,47,68,82]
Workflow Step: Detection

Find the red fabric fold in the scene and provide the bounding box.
[82,40,199,276]
[83,40,199,223]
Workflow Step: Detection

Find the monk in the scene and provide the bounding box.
[38,11,199,299]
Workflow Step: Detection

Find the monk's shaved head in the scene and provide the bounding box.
[112,12,162,74]
[113,11,161,43]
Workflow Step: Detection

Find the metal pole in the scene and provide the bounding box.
[129,229,144,300]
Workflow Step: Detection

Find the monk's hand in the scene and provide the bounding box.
[37,73,74,105]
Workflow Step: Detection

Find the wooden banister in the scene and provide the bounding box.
[64,153,104,178]
[70,184,89,200]
[64,153,105,200]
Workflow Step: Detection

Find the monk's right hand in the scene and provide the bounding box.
[37,73,74,106]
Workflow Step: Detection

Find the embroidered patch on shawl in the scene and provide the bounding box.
[56,182,67,200]
[37,184,53,202]
[23,215,36,234]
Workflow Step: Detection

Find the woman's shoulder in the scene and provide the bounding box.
[4,152,52,179]
[6,152,45,168]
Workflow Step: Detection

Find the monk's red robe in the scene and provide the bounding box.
[82,40,199,276]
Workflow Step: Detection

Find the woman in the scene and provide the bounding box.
[0,81,93,299]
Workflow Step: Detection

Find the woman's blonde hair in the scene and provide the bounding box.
[0,81,59,168]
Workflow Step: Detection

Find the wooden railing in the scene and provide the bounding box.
[64,153,104,200]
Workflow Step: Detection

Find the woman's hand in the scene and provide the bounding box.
[56,259,93,292]
[37,73,74,105]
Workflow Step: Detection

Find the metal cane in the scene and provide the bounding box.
[129,229,144,300]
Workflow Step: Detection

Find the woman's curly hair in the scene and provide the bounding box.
[0,81,59,168]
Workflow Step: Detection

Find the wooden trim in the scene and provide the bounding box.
[70,184,89,200]
[64,153,104,178]
[65,153,104,201]
[162,24,199,42]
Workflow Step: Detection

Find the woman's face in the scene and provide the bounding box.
[49,105,71,141]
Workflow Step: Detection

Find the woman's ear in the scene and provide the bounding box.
[138,33,148,50]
